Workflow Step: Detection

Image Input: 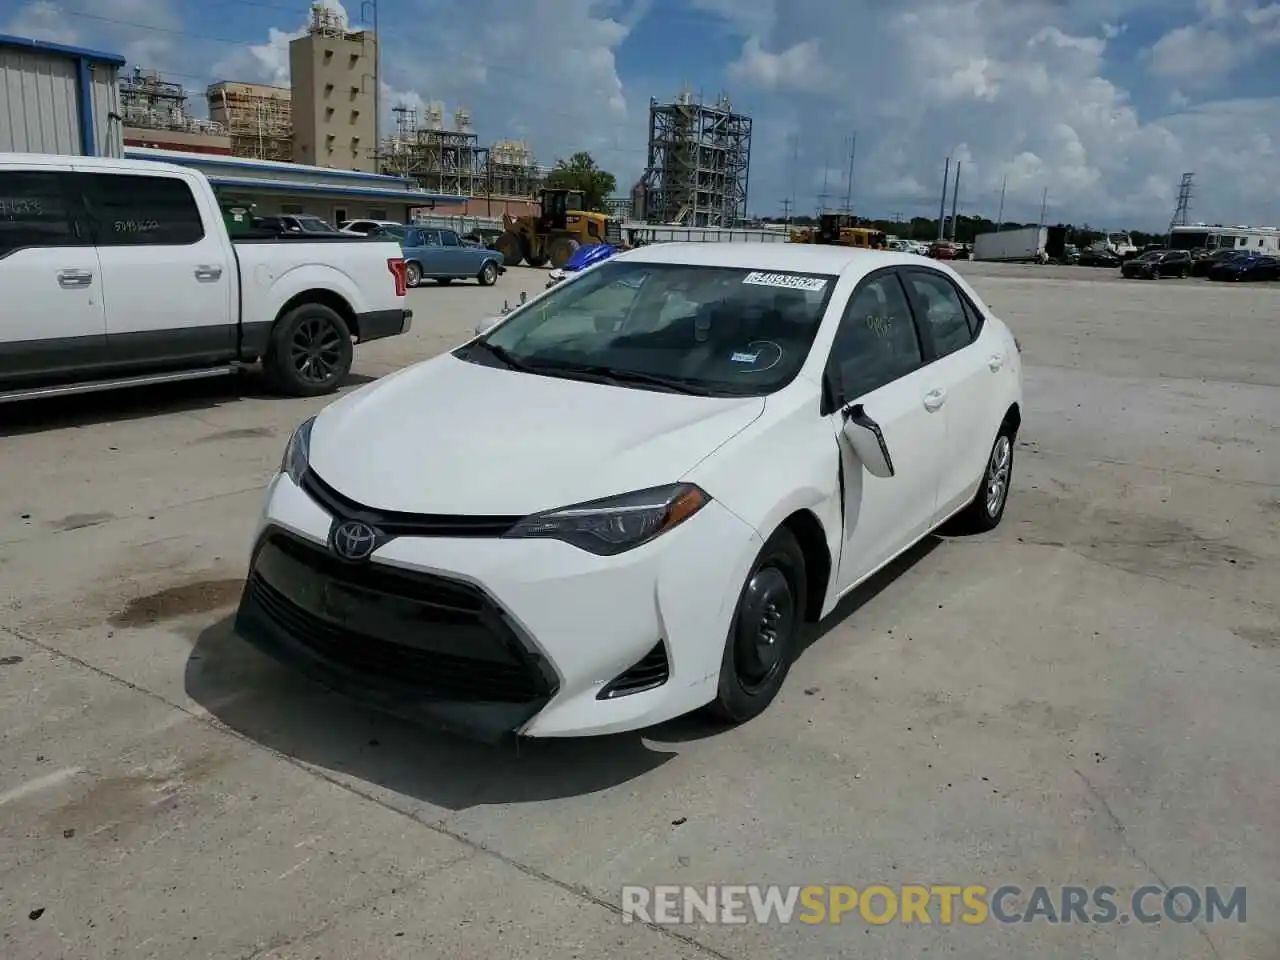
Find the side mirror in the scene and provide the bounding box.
[841,404,895,478]
[474,316,503,337]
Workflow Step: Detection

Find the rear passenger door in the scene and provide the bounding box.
[77,170,236,368]
[825,268,948,591]
[0,167,106,385]
[901,267,1002,520]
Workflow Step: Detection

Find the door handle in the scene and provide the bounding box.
[194,265,223,282]
[923,388,947,412]
[988,353,1004,371]
[56,269,93,288]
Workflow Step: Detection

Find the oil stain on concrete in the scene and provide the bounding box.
[110,579,245,628]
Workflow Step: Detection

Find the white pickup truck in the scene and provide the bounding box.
[0,153,412,403]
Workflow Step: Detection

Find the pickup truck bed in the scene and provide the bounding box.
[0,153,412,404]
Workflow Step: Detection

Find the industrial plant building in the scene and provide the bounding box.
[206,80,292,161]
[120,67,231,155]
[635,90,752,227]
[0,33,124,157]
[289,4,378,172]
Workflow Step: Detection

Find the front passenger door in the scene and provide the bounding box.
[825,269,948,592]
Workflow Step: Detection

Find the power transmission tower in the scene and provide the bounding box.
[781,198,793,227]
[1168,172,1194,238]
[842,132,856,214]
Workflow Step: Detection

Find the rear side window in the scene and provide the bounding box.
[827,272,924,402]
[440,230,459,247]
[82,173,205,246]
[0,171,85,256]
[904,270,975,358]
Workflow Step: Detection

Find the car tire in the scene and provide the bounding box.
[263,302,354,397]
[477,260,498,286]
[706,527,807,725]
[405,261,422,288]
[952,424,1015,533]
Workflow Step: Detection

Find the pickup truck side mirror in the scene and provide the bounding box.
[841,403,895,478]
[474,316,503,337]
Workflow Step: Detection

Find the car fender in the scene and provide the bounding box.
[253,261,374,320]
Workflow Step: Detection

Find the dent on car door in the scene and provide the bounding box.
[79,171,236,368]
[901,268,1000,518]
[0,168,106,384]
[824,269,947,591]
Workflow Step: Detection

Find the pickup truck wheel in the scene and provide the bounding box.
[265,303,353,397]
[477,261,499,286]
[405,261,422,288]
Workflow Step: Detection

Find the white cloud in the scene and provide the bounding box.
[3,0,1276,226]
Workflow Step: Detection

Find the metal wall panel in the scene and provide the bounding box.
[90,63,122,156]
[0,48,81,154]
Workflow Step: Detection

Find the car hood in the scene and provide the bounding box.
[307,354,766,515]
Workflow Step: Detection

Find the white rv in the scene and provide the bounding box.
[1168,224,1280,255]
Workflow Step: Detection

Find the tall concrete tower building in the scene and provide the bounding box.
[289,4,378,171]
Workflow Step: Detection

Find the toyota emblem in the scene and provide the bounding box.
[330,519,379,561]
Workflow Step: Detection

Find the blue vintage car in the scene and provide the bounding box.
[373,225,506,287]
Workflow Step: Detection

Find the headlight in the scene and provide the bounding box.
[281,415,316,485]
[502,483,709,556]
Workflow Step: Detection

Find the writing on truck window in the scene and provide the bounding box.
[113,219,162,235]
[0,198,44,220]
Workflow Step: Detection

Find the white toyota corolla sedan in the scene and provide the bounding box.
[235,243,1022,741]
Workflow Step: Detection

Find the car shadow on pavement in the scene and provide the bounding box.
[645,534,945,745]
[0,371,376,438]
[185,614,678,810]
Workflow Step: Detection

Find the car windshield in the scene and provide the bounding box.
[463,261,837,397]
[297,217,334,232]
[1138,251,1162,261]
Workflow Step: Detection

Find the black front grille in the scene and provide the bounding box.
[302,468,520,538]
[247,529,554,703]
[598,642,669,699]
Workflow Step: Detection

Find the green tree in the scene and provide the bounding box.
[544,151,617,211]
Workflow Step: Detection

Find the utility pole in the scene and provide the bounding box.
[817,143,830,217]
[996,175,1007,232]
[1037,187,1048,230]
[788,134,799,222]
[949,161,961,242]
[843,131,857,214]
[937,157,950,241]
[781,198,793,228]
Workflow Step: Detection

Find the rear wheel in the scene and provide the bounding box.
[706,528,807,724]
[547,236,580,269]
[525,252,549,268]
[404,261,422,288]
[477,260,498,286]
[495,231,525,267]
[263,302,353,397]
[952,424,1015,533]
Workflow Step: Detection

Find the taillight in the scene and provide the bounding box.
[387,257,406,297]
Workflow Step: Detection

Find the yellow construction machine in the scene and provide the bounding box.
[789,214,887,249]
[494,188,625,269]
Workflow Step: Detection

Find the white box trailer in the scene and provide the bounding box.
[973,226,1046,262]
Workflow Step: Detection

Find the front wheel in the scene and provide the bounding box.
[477,260,499,286]
[405,261,422,288]
[706,527,807,724]
[263,303,354,397]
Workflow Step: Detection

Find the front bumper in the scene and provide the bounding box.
[234,471,762,741]
[356,308,412,342]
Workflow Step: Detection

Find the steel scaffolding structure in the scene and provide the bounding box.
[638,89,752,227]
[206,81,292,161]
[119,67,224,136]
[380,107,546,198]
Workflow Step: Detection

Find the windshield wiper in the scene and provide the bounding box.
[529,361,714,395]
[466,339,537,373]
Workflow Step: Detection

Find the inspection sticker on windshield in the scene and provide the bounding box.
[742,271,827,292]
[730,351,759,363]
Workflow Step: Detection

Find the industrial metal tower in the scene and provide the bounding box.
[1168,172,1194,235]
[636,89,752,227]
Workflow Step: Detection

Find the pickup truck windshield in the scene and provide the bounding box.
[468,261,837,397]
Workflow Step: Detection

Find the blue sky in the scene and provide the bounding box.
[4,0,1278,228]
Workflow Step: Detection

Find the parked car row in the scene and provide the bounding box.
[1120,249,1192,279]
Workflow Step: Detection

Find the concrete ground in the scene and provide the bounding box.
[1,261,1277,959]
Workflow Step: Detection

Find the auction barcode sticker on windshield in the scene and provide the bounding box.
[742,271,828,292]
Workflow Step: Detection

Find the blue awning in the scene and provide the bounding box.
[205,174,449,204]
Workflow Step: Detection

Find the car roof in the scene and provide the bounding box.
[614,242,931,280]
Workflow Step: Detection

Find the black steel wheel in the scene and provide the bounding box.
[707,527,807,724]
[263,302,354,397]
